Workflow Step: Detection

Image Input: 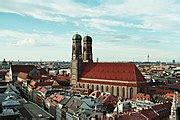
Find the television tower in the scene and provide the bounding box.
[147,53,150,63]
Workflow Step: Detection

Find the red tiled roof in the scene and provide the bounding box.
[117,112,147,120]
[29,80,37,87]
[140,109,158,119]
[152,102,172,118]
[48,93,64,103]
[114,102,172,120]
[150,88,173,95]
[165,93,174,98]
[36,86,47,93]
[132,93,150,101]
[52,94,64,103]
[72,87,93,95]
[11,65,36,73]
[80,62,145,82]
[98,93,117,104]
[152,102,172,112]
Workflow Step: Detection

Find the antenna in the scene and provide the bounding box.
[147,53,149,63]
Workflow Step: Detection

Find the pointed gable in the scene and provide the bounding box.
[89,91,101,98]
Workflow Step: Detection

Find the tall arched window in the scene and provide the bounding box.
[101,85,103,92]
[117,87,119,96]
[92,84,94,91]
[87,84,89,89]
[122,87,125,98]
[111,86,114,95]
[106,86,109,92]
[96,85,99,90]
[130,88,133,99]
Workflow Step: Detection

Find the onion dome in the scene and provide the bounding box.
[83,35,92,42]
[72,34,82,40]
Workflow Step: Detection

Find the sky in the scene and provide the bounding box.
[0,0,180,62]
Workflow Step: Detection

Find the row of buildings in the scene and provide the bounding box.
[0,61,177,119]
[0,34,179,119]
[0,80,54,119]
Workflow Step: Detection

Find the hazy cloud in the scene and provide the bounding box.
[0,29,69,47]
[11,38,36,46]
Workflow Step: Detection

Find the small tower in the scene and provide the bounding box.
[170,91,178,120]
[2,58,8,69]
[70,34,83,87]
[147,53,150,63]
[83,35,93,63]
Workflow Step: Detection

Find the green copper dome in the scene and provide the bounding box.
[83,35,92,42]
[72,34,82,40]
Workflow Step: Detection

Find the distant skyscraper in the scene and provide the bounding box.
[147,54,150,63]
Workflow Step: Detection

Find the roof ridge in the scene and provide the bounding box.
[81,62,146,83]
[132,64,138,81]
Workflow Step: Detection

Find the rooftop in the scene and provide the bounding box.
[18,101,54,119]
[80,62,146,86]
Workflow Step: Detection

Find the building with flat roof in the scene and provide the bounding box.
[18,101,54,120]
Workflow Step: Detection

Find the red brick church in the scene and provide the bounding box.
[70,34,147,99]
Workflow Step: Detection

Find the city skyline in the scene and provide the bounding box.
[0,0,180,62]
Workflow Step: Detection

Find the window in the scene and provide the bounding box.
[111,86,114,95]
[106,86,109,92]
[87,84,89,89]
[122,87,125,98]
[117,87,119,96]
[96,85,99,90]
[130,88,133,99]
[101,85,104,92]
[92,84,94,90]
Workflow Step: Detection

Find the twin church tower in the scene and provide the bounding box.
[70,34,93,87]
[70,34,147,98]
